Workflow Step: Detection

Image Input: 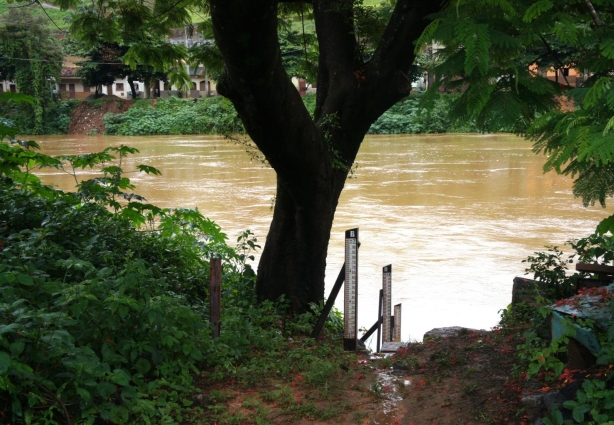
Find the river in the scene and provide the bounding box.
[31,133,613,343]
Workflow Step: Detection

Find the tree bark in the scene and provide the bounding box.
[127,78,137,99]
[210,0,444,312]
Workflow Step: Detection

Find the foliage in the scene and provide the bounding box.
[0,143,217,423]
[103,96,245,135]
[0,8,63,134]
[62,0,192,93]
[544,379,614,424]
[0,138,350,424]
[369,93,480,134]
[523,246,577,299]
[0,0,72,29]
[278,20,318,81]
[426,0,614,219]
[518,233,614,423]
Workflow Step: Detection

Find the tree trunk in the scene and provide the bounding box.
[127,78,137,99]
[257,168,347,309]
[210,0,443,312]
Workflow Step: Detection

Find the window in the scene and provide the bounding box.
[116,83,124,91]
[83,86,91,92]
[59,84,67,92]
[163,82,169,90]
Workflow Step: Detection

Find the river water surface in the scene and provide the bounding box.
[31,133,613,343]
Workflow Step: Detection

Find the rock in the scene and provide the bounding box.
[423,326,479,340]
[522,376,584,424]
[512,277,549,306]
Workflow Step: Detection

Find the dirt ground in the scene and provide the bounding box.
[67,96,134,134]
[199,327,530,425]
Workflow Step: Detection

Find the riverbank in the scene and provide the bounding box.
[3,137,614,424]
[57,93,480,137]
[198,325,528,424]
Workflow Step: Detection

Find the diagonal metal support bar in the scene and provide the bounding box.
[311,243,361,340]
[310,263,345,339]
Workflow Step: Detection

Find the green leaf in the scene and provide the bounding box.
[96,382,116,398]
[77,387,91,409]
[601,39,614,59]
[121,385,138,400]
[0,351,11,374]
[522,0,553,23]
[0,323,22,335]
[572,405,590,422]
[110,369,131,386]
[1,273,16,283]
[17,274,33,286]
[597,215,614,235]
[9,342,24,356]
[12,398,22,417]
[135,358,151,374]
[136,164,161,175]
[109,405,129,424]
[118,305,129,319]
[584,78,611,109]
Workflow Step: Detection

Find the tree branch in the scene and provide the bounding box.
[312,0,360,121]
[583,0,603,27]
[538,34,572,87]
[370,0,446,83]
[210,0,324,187]
[34,383,72,425]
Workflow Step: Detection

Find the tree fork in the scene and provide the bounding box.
[210,0,445,310]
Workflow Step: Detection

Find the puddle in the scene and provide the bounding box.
[370,356,405,424]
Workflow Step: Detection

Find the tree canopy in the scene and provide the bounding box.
[422,0,614,219]
[50,0,445,311]
[0,8,63,133]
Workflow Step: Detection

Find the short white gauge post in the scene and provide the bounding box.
[393,304,402,342]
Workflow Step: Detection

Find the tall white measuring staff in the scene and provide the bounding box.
[344,228,359,351]
[382,265,392,343]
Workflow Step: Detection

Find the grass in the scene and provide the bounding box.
[0,0,73,29]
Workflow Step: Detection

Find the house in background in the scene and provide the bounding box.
[57,55,93,99]
[0,80,17,93]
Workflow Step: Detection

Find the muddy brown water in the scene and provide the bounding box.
[31,133,613,346]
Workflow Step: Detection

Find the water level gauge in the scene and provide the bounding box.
[382,265,392,343]
[344,228,359,351]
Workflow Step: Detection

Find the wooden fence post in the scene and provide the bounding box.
[209,258,222,338]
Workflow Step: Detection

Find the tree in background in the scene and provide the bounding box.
[0,8,62,134]
[64,1,192,94]
[70,42,126,97]
[68,41,169,98]
[421,0,614,227]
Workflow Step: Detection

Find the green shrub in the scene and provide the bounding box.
[103,96,245,136]
[368,93,480,134]
[0,98,79,135]
[0,139,348,424]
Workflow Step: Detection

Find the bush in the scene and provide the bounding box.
[0,98,79,135]
[0,139,348,424]
[368,93,480,134]
[103,96,245,136]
